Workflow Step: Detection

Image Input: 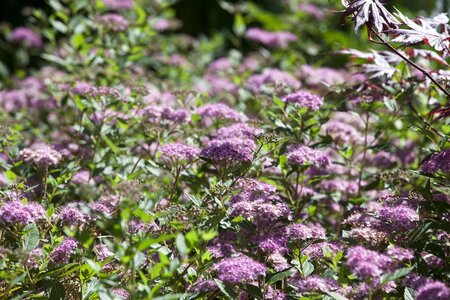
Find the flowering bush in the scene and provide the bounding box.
[0,0,448,299]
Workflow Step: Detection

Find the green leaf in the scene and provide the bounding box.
[302,261,314,276]
[153,294,189,300]
[380,267,414,285]
[43,280,66,300]
[200,231,217,241]
[404,287,415,300]
[102,135,121,154]
[42,53,66,67]
[333,251,343,264]
[185,231,198,248]
[71,33,85,49]
[267,268,292,285]
[326,292,350,300]
[23,223,40,251]
[127,169,144,180]
[233,13,246,36]
[244,284,263,299]
[214,279,238,300]
[47,204,55,218]
[136,234,175,251]
[176,234,188,256]
[49,19,67,33]
[187,194,202,207]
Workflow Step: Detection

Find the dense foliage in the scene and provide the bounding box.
[0,0,449,299]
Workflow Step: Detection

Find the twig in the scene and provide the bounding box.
[372,30,450,100]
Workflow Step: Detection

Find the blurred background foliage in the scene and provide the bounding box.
[0,0,448,80]
[0,0,444,32]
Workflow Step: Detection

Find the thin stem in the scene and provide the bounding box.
[372,30,450,100]
[358,113,369,197]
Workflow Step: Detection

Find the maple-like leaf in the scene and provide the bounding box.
[405,49,449,66]
[339,49,401,63]
[342,0,399,33]
[388,10,450,56]
[362,51,398,79]
[337,49,401,79]
[338,49,398,79]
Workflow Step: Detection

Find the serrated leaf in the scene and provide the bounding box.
[342,0,399,32]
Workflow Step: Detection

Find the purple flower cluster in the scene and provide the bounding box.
[50,237,78,264]
[139,105,190,124]
[160,143,200,163]
[265,286,286,300]
[297,65,358,87]
[303,242,343,259]
[94,243,114,261]
[71,82,93,95]
[103,0,134,9]
[267,252,289,271]
[368,151,398,168]
[207,231,237,258]
[246,68,301,93]
[0,78,55,112]
[286,223,326,241]
[189,280,218,292]
[346,246,393,279]
[286,144,331,167]
[325,119,364,145]
[0,200,45,225]
[231,178,277,203]
[200,138,255,165]
[298,3,325,20]
[58,202,87,224]
[18,144,62,167]
[216,123,263,140]
[386,245,414,261]
[213,255,266,283]
[127,219,160,234]
[231,199,291,224]
[195,103,245,122]
[26,248,43,269]
[421,149,450,173]
[151,18,180,32]
[376,204,419,233]
[9,27,43,48]
[318,178,359,196]
[416,281,450,300]
[199,74,239,96]
[111,288,130,299]
[71,169,93,185]
[289,276,339,293]
[282,90,324,111]
[245,28,297,48]
[86,86,122,98]
[230,179,292,224]
[97,14,129,32]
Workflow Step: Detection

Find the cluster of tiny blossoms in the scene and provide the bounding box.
[0,0,448,299]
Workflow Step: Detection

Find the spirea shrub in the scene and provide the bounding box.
[0,0,448,299]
